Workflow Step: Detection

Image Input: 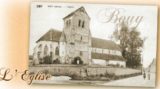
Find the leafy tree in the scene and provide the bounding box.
[53,58,60,64]
[112,22,144,68]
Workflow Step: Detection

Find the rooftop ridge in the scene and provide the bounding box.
[92,37,114,43]
[49,28,62,32]
[63,6,90,20]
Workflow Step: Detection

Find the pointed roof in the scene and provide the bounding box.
[63,6,90,20]
[92,37,121,51]
[36,28,62,43]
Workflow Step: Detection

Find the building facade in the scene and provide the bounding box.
[32,7,126,67]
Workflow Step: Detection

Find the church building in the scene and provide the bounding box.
[32,7,126,67]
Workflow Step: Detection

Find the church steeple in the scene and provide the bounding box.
[62,6,92,65]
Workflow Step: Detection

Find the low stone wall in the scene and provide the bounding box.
[29,65,141,80]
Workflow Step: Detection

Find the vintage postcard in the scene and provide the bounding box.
[29,2,157,87]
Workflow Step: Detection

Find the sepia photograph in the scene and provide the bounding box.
[29,2,157,87]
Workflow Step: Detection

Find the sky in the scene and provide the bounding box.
[29,2,157,68]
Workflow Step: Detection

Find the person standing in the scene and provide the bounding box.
[148,69,150,80]
[143,71,146,80]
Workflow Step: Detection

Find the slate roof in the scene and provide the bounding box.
[92,53,125,61]
[36,29,62,43]
[92,37,121,51]
[37,30,121,51]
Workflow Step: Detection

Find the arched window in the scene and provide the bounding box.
[55,47,59,55]
[66,21,68,27]
[68,20,71,26]
[44,45,48,56]
[66,20,71,27]
[78,20,81,27]
[37,51,41,59]
[82,21,85,28]
[50,52,53,58]
[81,36,82,41]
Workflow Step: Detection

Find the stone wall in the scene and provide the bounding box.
[29,65,141,80]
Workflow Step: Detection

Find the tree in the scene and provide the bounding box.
[112,22,144,68]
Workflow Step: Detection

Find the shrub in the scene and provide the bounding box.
[69,73,82,80]
[53,58,60,64]
[39,58,43,64]
[105,71,116,80]
[43,56,52,64]
[100,74,104,77]
[42,70,50,74]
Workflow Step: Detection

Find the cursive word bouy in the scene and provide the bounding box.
[97,8,143,28]
[0,68,51,85]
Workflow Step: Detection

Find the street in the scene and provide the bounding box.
[99,72,156,87]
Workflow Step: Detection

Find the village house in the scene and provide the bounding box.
[32,7,126,67]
